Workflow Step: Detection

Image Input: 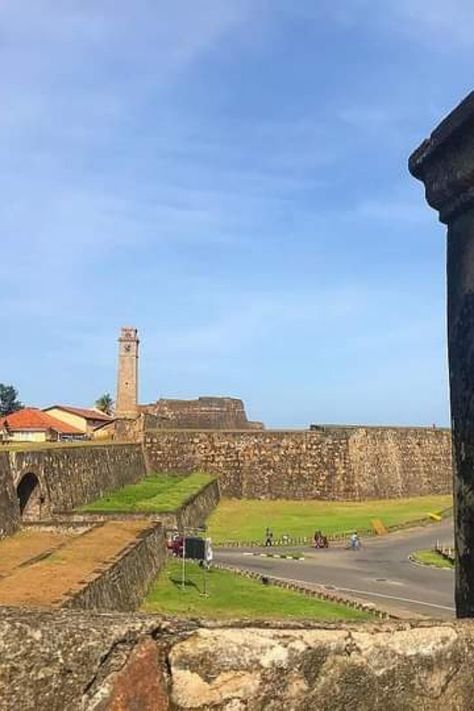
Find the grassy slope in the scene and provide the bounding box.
[206,495,453,543]
[142,559,370,620]
[412,550,454,569]
[79,472,213,513]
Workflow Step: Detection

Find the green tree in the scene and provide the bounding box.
[95,393,114,415]
[0,384,23,417]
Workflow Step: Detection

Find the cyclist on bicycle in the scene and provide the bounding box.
[350,532,360,550]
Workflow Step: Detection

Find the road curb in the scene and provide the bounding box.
[213,562,395,620]
[408,553,454,571]
[243,552,304,560]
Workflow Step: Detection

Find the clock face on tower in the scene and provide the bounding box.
[124,343,132,352]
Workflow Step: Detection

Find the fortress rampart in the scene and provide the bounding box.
[0,443,146,531]
[140,396,264,430]
[145,426,453,500]
[0,453,21,536]
[61,521,166,613]
[0,425,453,538]
[51,478,220,532]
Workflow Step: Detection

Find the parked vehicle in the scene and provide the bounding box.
[166,534,184,557]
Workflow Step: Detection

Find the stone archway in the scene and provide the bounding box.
[16,472,42,520]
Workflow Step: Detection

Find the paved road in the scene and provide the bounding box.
[215,520,455,618]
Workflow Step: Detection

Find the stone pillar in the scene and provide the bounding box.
[409,91,474,617]
[116,326,140,419]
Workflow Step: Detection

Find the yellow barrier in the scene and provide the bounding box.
[429,512,442,521]
[371,519,388,536]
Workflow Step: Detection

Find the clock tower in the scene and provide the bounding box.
[116,326,139,418]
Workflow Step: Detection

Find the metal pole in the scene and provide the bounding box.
[181,535,186,592]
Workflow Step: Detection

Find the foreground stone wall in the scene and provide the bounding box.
[145,427,452,500]
[7,443,146,516]
[0,452,20,536]
[1,608,474,710]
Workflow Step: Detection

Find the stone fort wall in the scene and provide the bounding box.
[0,426,453,536]
[145,426,453,500]
[3,443,146,528]
[61,521,166,613]
[1,608,473,710]
[0,452,21,536]
[140,396,264,430]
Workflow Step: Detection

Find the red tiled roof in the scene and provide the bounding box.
[0,408,83,434]
[44,405,114,422]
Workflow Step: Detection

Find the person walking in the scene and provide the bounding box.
[204,539,213,569]
[265,527,273,547]
[314,530,321,548]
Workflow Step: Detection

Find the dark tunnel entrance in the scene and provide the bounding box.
[16,473,42,519]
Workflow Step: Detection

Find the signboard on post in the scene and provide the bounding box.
[179,535,212,594]
[184,536,206,560]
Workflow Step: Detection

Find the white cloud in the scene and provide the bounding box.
[0,1,268,303]
[337,105,409,132]
[389,0,474,48]
[0,1,254,72]
[351,197,429,224]
[152,283,381,360]
[287,0,474,49]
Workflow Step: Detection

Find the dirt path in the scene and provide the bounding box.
[0,520,150,607]
[0,529,74,577]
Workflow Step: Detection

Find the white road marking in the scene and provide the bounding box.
[334,586,455,612]
[225,567,455,613]
[367,578,404,587]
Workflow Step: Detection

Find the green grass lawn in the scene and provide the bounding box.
[206,495,453,543]
[79,472,213,513]
[412,549,454,569]
[142,559,371,620]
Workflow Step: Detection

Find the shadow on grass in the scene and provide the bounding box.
[169,574,204,594]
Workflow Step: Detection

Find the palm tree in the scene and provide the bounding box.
[95,393,114,415]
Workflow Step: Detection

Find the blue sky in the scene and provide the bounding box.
[1,1,473,428]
